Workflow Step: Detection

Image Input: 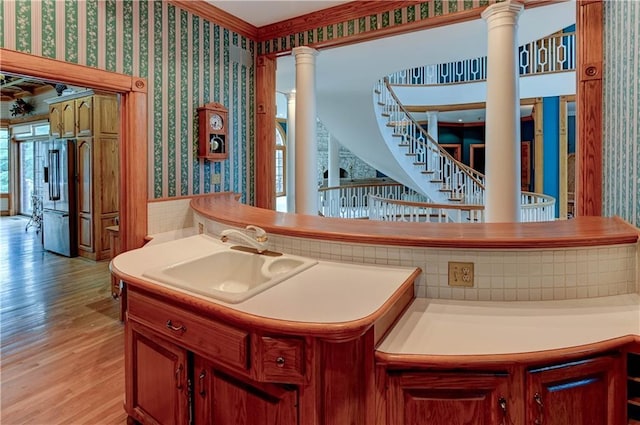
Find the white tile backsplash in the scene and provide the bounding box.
[148,198,194,234]
[194,211,640,302]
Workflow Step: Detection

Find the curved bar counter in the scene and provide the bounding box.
[114,193,639,424]
[190,193,638,249]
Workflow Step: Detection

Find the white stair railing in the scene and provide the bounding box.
[376,78,485,206]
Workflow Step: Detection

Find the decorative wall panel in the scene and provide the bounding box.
[0,0,255,203]
[603,0,639,227]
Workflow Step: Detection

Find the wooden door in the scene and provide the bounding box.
[76,138,93,254]
[76,96,93,137]
[49,103,63,138]
[526,355,624,425]
[127,322,189,425]
[193,356,298,425]
[387,371,511,425]
[61,100,76,138]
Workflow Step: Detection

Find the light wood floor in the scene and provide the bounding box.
[1,216,127,425]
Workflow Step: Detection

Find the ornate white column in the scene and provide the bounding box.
[292,46,319,215]
[482,0,523,223]
[426,111,438,142]
[286,91,296,213]
[327,135,341,217]
[328,136,340,187]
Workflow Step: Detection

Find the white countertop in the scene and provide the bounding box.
[111,234,419,324]
[377,294,640,356]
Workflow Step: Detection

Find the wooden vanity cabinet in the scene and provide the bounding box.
[379,354,625,425]
[384,371,512,425]
[526,355,624,425]
[193,356,298,425]
[127,321,190,425]
[124,284,382,425]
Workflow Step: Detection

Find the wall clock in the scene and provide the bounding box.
[197,102,228,160]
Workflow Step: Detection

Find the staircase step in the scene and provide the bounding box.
[405,153,417,157]
[392,134,404,138]
[448,197,463,202]
[430,179,444,183]
[381,113,390,117]
[439,188,452,193]
[413,162,425,166]
[421,170,435,175]
[377,101,385,106]
[374,88,381,94]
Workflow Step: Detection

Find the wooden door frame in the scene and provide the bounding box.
[1,48,148,252]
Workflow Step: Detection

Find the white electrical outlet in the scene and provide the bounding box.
[211,173,221,185]
[448,261,474,287]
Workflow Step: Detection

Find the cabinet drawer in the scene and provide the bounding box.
[128,290,249,370]
[254,336,305,384]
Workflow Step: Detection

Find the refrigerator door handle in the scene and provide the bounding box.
[49,149,61,201]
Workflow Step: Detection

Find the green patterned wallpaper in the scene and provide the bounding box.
[0,0,255,202]
[603,0,639,227]
[258,0,499,55]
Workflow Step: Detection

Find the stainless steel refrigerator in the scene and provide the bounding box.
[43,139,77,257]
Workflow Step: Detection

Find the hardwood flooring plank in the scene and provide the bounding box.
[0,216,126,425]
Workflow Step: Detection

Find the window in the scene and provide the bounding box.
[19,141,36,216]
[0,128,8,194]
[275,124,286,197]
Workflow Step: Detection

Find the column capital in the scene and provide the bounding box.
[481,0,523,27]
[292,46,319,58]
[286,91,296,101]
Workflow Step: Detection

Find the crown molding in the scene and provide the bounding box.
[169,0,259,40]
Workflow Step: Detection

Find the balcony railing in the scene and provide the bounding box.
[388,32,576,86]
[370,191,556,223]
[317,183,425,219]
[318,183,556,222]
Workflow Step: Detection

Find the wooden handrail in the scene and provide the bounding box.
[382,78,486,190]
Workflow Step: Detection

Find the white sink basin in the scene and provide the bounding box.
[143,249,317,303]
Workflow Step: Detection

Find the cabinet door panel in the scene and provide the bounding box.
[61,101,76,137]
[76,96,93,136]
[194,356,298,425]
[128,322,189,425]
[526,355,624,425]
[76,139,92,215]
[388,372,509,425]
[49,104,63,137]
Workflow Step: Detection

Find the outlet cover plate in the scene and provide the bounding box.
[448,261,474,287]
[211,173,221,185]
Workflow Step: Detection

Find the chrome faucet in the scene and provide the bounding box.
[220,225,269,253]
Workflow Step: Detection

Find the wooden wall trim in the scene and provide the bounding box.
[255,56,277,209]
[0,48,148,252]
[576,0,603,216]
[257,1,422,41]
[168,0,259,40]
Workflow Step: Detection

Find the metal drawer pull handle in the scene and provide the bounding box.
[166,320,186,333]
[275,356,285,367]
[534,392,544,425]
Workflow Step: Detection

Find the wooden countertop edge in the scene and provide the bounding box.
[191,193,639,249]
[374,334,639,369]
[112,265,421,343]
